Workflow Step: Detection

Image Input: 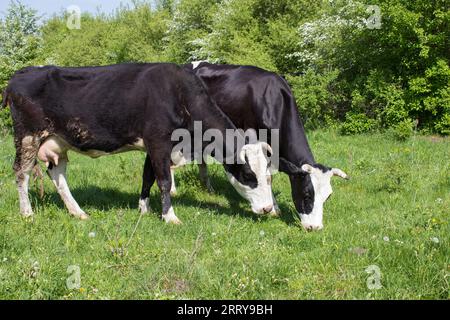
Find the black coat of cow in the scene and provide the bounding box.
[2,63,273,223]
[182,62,348,230]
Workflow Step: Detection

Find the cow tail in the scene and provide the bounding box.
[1,89,9,109]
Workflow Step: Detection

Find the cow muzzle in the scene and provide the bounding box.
[299,211,323,231]
[253,204,274,214]
[301,222,323,231]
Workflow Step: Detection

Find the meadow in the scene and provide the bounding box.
[0,130,448,299]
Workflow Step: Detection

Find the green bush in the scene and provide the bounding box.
[340,113,377,135]
[286,69,341,130]
[0,0,449,135]
[390,119,415,141]
[0,107,12,134]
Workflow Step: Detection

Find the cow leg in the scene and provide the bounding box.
[14,135,40,217]
[170,167,177,196]
[47,157,88,220]
[139,155,155,214]
[198,162,214,193]
[145,144,181,225]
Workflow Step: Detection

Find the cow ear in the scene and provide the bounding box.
[331,168,349,180]
[279,158,303,175]
[301,164,315,174]
[260,142,272,157]
[245,129,258,144]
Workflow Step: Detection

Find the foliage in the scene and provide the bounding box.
[340,112,378,135]
[0,0,449,134]
[389,118,415,141]
[0,0,41,132]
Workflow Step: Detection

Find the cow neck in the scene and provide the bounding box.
[280,95,316,167]
[200,104,241,163]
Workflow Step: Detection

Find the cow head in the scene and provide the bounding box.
[225,142,274,214]
[281,159,348,231]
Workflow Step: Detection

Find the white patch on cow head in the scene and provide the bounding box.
[299,164,348,231]
[191,61,206,69]
[226,142,274,214]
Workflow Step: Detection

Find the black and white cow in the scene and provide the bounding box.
[179,62,349,230]
[2,63,274,224]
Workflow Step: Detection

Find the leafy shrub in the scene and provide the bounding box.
[0,1,41,132]
[287,69,341,130]
[340,113,377,135]
[0,0,449,135]
[434,113,450,136]
[390,119,414,141]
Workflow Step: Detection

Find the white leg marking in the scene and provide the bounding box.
[48,159,88,220]
[138,197,151,214]
[18,173,33,217]
[162,206,181,225]
[170,168,177,196]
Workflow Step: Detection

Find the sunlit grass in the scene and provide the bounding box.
[0,130,448,299]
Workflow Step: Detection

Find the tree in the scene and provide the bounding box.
[0,0,42,131]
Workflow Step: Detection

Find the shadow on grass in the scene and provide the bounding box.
[30,171,298,226]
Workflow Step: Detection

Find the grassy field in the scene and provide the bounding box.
[0,130,448,299]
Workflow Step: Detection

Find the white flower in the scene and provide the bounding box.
[383,236,390,242]
[431,237,439,244]
[88,232,96,238]
[259,230,265,237]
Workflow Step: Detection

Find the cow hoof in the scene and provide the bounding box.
[163,215,182,225]
[72,212,89,220]
[162,208,182,225]
[138,198,151,214]
[20,209,34,218]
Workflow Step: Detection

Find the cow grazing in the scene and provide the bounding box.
[182,62,349,230]
[2,63,274,224]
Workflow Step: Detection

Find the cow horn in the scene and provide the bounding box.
[331,168,349,180]
[239,147,247,164]
[260,142,273,155]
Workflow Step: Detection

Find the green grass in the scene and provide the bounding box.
[0,130,448,299]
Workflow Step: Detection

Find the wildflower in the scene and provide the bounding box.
[259,230,265,237]
[30,261,40,278]
[431,237,439,244]
[383,236,390,242]
[88,232,96,238]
